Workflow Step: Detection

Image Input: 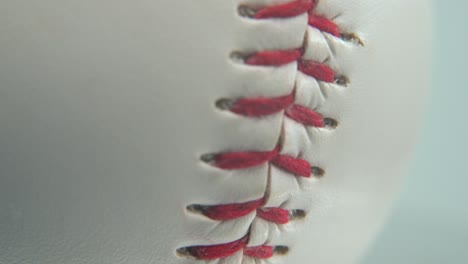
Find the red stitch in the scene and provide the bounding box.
[285,104,324,127]
[195,202,292,225]
[210,148,312,178]
[182,0,343,260]
[198,198,265,221]
[308,14,340,37]
[253,0,341,38]
[183,237,277,260]
[254,0,314,19]
[211,149,278,170]
[272,154,312,177]
[228,94,326,128]
[211,147,311,176]
[257,207,290,224]
[246,49,302,66]
[298,60,335,83]
[244,245,275,259]
[230,93,295,117]
[185,237,248,260]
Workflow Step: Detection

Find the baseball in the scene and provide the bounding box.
[0,0,432,263]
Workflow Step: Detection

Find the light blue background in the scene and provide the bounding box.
[362,1,468,263]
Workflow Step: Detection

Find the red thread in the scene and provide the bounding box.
[285,104,324,127]
[199,198,265,221]
[212,149,278,170]
[308,14,340,37]
[244,245,275,259]
[184,237,277,260]
[196,200,294,225]
[230,93,295,117]
[257,208,290,224]
[245,53,336,84]
[254,0,314,19]
[183,0,342,260]
[228,93,325,128]
[211,148,311,178]
[185,237,248,260]
[272,155,312,177]
[298,60,335,82]
[245,49,302,66]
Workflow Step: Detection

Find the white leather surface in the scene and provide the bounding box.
[0,0,431,263]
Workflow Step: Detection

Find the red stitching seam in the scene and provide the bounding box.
[180,0,345,260]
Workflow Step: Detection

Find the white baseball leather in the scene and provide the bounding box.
[0,0,431,263]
